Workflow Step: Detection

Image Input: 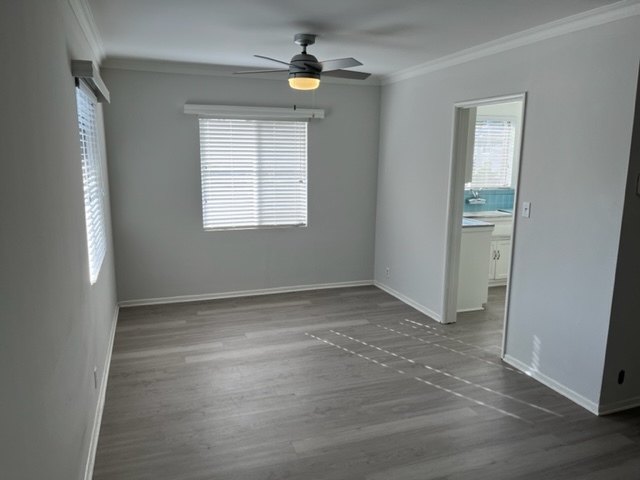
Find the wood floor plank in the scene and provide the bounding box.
[93,286,640,480]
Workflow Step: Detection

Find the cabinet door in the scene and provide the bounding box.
[494,239,511,280]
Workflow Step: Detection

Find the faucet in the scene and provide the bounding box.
[466,188,486,205]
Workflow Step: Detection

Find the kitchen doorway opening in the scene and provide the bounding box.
[442,94,526,356]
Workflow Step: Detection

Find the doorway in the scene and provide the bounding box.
[442,94,526,354]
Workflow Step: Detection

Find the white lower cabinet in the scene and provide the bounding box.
[458,224,494,312]
[460,212,513,307]
[489,238,511,285]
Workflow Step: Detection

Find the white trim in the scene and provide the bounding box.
[454,93,528,109]
[373,281,442,323]
[184,104,324,120]
[443,94,526,325]
[68,0,105,62]
[103,58,244,77]
[503,354,599,415]
[441,107,472,324]
[83,305,119,480]
[443,93,525,342]
[118,281,373,308]
[383,0,640,85]
[598,395,640,415]
[456,307,484,313]
[501,93,527,356]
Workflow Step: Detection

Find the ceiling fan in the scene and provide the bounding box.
[235,33,371,91]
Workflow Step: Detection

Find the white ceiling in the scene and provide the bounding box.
[88,0,625,79]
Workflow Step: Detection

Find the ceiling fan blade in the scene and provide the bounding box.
[234,69,288,75]
[254,55,293,67]
[322,69,371,80]
[320,57,362,71]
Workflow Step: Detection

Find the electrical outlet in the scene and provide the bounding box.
[385,267,390,278]
[93,367,98,389]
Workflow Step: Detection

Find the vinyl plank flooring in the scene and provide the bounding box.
[93,286,640,480]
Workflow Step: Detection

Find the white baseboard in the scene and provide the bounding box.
[373,281,442,323]
[118,280,374,308]
[456,307,485,313]
[503,354,599,415]
[84,304,119,480]
[598,395,640,416]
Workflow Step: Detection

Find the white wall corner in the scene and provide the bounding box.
[374,281,442,323]
[83,305,119,480]
[68,0,105,63]
[382,0,640,85]
[503,354,600,415]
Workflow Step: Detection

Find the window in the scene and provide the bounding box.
[467,118,516,189]
[198,118,308,230]
[76,85,107,284]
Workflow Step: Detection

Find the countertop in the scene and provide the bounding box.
[462,217,495,228]
[463,210,513,218]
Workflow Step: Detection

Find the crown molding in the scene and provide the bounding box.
[383,0,640,85]
[102,58,241,76]
[68,0,105,62]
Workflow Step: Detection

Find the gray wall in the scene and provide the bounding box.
[375,16,640,409]
[0,0,118,479]
[102,68,380,303]
[601,66,640,412]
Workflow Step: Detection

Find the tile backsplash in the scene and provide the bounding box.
[464,188,515,213]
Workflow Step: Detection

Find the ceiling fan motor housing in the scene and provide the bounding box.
[289,52,321,79]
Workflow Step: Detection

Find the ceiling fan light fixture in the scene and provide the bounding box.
[288,74,320,91]
[235,33,370,89]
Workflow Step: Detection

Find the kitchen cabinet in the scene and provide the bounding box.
[458,219,494,312]
[464,213,512,286]
[489,238,511,285]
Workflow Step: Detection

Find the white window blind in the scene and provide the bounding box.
[468,118,516,189]
[76,85,107,284]
[199,118,308,230]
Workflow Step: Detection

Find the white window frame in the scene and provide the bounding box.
[466,115,517,190]
[188,105,323,231]
[76,82,107,284]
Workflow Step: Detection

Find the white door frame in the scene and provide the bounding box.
[441,93,527,354]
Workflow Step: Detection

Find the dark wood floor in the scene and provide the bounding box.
[93,286,640,479]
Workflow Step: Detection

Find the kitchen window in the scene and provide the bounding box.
[467,117,516,189]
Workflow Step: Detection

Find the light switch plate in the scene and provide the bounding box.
[522,201,531,218]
